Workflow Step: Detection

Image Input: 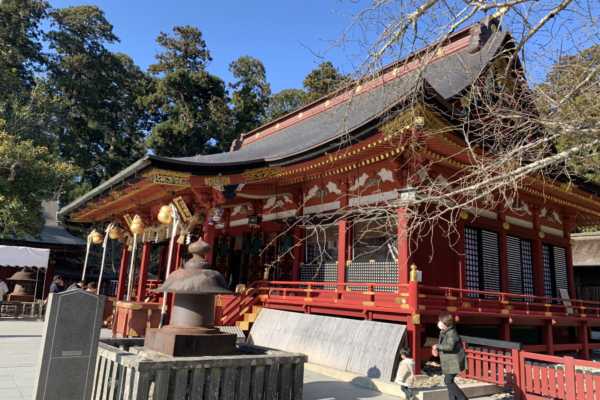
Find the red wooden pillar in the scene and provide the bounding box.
[337,219,348,289]
[532,209,545,297]
[167,242,183,321]
[563,215,576,299]
[116,246,130,301]
[136,242,151,301]
[545,321,554,355]
[580,322,590,359]
[498,211,509,292]
[408,319,422,374]
[157,245,167,281]
[397,207,409,285]
[501,320,511,341]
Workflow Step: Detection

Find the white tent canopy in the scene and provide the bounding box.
[0,245,50,269]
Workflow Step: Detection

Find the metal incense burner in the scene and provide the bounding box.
[7,269,36,301]
[144,238,237,357]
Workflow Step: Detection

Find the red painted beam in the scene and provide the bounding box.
[115,247,130,301]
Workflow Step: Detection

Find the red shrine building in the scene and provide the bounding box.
[59,19,600,369]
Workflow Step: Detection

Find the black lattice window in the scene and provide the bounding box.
[507,236,535,297]
[542,244,569,298]
[464,227,480,292]
[543,245,554,297]
[305,224,338,265]
[300,262,337,282]
[346,261,398,292]
[553,247,568,293]
[352,219,397,263]
[464,227,500,295]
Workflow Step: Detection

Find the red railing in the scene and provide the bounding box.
[461,337,521,389]
[418,285,600,320]
[461,338,600,400]
[519,351,600,400]
[217,280,600,325]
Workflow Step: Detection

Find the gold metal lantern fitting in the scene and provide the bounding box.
[108,226,122,240]
[130,215,145,235]
[157,205,173,225]
[90,229,104,245]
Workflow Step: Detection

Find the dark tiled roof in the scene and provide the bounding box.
[7,201,85,247]
[162,29,508,168]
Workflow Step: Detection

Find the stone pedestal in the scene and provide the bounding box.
[145,325,237,356]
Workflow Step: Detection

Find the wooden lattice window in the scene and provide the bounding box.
[542,244,569,298]
[464,227,500,294]
[507,236,535,296]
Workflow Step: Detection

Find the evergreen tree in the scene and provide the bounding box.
[0,120,76,237]
[266,88,307,121]
[303,61,349,103]
[229,56,271,140]
[539,45,600,183]
[0,0,48,124]
[146,26,231,157]
[43,5,149,194]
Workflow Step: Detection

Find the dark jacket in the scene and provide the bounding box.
[437,327,466,375]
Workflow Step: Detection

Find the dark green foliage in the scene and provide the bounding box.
[266,88,306,121]
[42,6,149,195]
[539,45,600,184]
[0,0,48,121]
[302,61,349,103]
[229,56,271,138]
[145,25,232,156]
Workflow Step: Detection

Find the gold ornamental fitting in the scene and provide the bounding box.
[157,205,173,225]
[409,264,419,282]
[90,229,104,245]
[130,215,145,235]
[459,211,470,220]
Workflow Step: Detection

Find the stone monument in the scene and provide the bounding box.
[33,290,104,400]
[144,238,237,356]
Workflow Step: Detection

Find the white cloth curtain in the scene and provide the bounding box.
[0,245,50,269]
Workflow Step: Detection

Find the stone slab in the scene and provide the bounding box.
[248,309,406,381]
[32,291,104,400]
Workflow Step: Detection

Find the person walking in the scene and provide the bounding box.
[432,313,467,400]
[395,348,416,400]
[48,275,65,294]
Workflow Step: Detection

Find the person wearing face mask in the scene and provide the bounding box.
[431,313,467,400]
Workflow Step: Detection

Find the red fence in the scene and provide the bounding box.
[519,352,600,400]
[462,338,600,400]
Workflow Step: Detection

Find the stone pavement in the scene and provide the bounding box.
[0,320,503,400]
[0,320,402,400]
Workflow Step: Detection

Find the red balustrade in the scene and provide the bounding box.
[519,352,600,400]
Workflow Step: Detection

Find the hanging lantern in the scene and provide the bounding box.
[130,215,145,235]
[157,205,173,225]
[90,229,104,245]
[108,225,122,240]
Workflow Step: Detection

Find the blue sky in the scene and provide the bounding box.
[48,0,367,93]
